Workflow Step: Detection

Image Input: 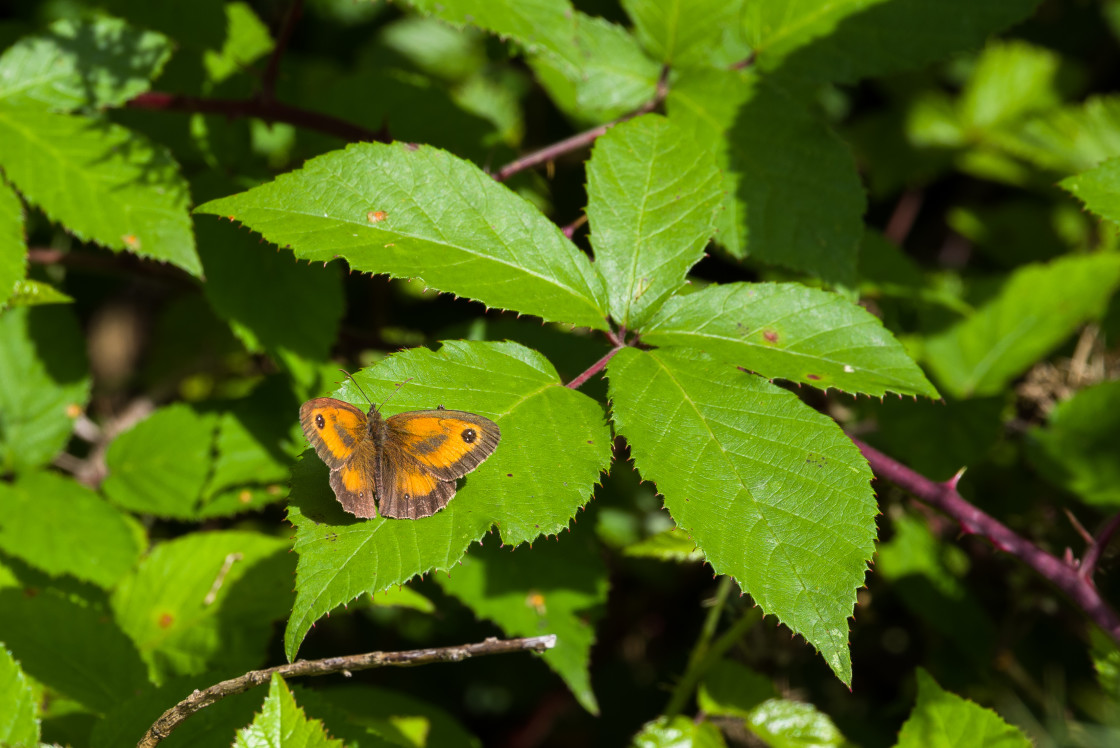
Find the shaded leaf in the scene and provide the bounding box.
[309,684,481,748]
[623,0,750,68]
[1029,380,1120,508]
[285,340,611,659]
[102,404,218,518]
[896,669,1031,748]
[748,0,1039,87]
[0,305,90,473]
[0,471,143,589]
[197,142,608,330]
[642,282,938,397]
[5,279,72,307]
[438,532,608,713]
[607,348,875,684]
[0,108,200,276]
[0,590,149,714]
[234,674,344,748]
[668,72,864,286]
[697,659,776,718]
[924,254,1120,398]
[203,3,273,85]
[587,114,721,329]
[0,17,172,111]
[111,531,294,683]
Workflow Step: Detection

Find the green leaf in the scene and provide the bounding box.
[587,114,722,329]
[438,533,608,714]
[668,73,864,286]
[202,375,304,512]
[624,527,703,563]
[235,674,345,748]
[0,590,149,714]
[742,698,849,748]
[632,716,727,748]
[203,3,273,85]
[958,41,1062,131]
[528,13,662,122]
[1061,156,1120,225]
[102,404,218,518]
[0,108,200,276]
[1029,380,1120,508]
[995,95,1120,175]
[607,348,875,684]
[197,218,344,368]
[924,254,1120,398]
[0,176,25,310]
[0,645,39,748]
[0,17,172,111]
[622,0,750,68]
[747,0,1039,86]
[698,659,776,718]
[197,142,608,330]
[285,340,611,659]
[308,684,481,748]
[0,471,143,589]
[897,669,1031,748]
[642,282,938,397]
[5,279,73,307]
[0,305,90,473]
[403,0,659,121]
[111,531,294,684]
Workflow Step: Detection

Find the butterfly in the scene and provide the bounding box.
[299,385,501,520]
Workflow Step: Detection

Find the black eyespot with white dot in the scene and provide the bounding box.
[315,414,325,429]
[461,428,477,444]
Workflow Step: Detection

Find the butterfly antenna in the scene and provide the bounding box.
[376,377,414,413]
[339,369,375,406]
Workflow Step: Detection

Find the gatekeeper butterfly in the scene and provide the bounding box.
[300,379,500,520]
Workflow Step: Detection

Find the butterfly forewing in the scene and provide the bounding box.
[299,398,369,469]
[386,410,501,480]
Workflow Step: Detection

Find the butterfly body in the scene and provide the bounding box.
[300,397,500,519]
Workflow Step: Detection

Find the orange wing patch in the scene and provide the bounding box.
[393,468,440,499]
[300,398,367,467]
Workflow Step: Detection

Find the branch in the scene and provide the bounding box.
[138,635,556,748]
[127,92,383,144]
[493,66,670,183]
[1081,512,1120,582]
[566,342,626,389]
[853,438,1120,643]
[260,0,304,101]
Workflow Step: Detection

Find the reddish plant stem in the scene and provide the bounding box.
[1081,512,1120,582]
[494,67,670,183]
[853,438,1120,643]
[566,343,626,389]
[260,0,304,100]
[127,92,383,143]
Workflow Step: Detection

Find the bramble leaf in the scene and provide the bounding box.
[197,142,609,330]
[641,282,938,397]
[587,114,721,329]
[607,348,875,684]
[285,340,611,659]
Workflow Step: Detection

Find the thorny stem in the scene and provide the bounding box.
[1081,512,1120,582]
[853,438,1120,643]
[137,635,556,748]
